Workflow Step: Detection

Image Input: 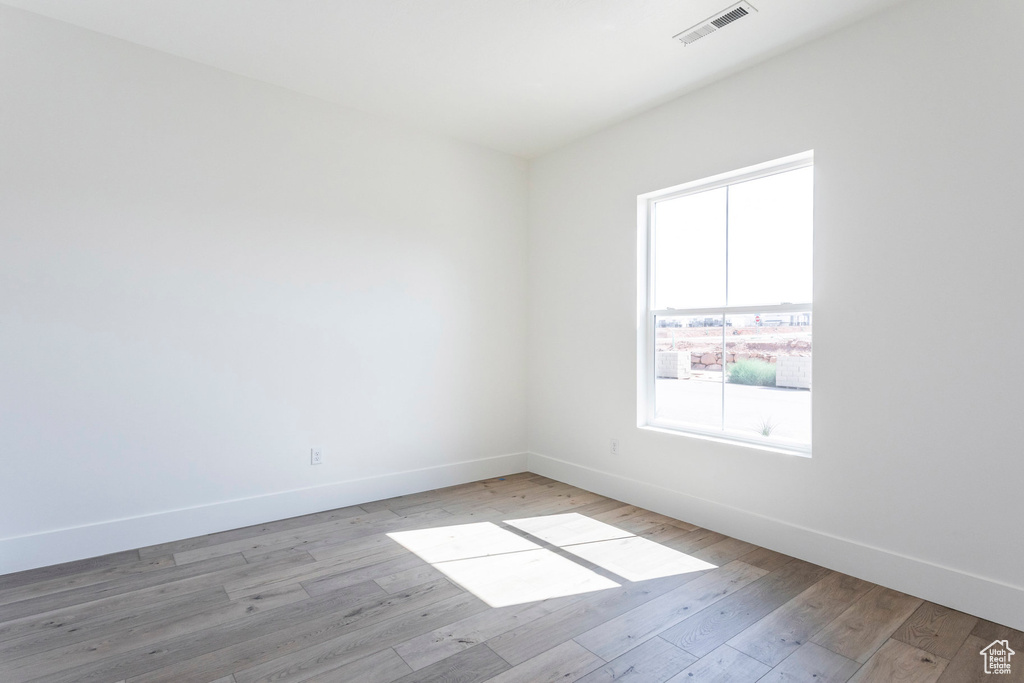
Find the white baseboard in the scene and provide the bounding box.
[527,451,1024,631]
[0,452,528,575]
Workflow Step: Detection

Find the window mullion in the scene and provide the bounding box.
[721,185,729,432]
[720,313,726,432]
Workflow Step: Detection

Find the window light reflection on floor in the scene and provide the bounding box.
[561,535,716,581]
[504,512,634,546]
[507,513,717,581]
[388,522,619,607]
[387,522,539,564]
[388,514,716,608]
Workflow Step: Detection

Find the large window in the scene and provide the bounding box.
[639,152,813,454]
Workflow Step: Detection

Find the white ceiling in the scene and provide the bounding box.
[1,0,908,157]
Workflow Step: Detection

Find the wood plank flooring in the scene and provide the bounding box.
[1,472,1020,682]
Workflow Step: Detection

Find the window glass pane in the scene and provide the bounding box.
[727,167,813,306]
[654,315,723,431]
[723,312,811,447]
[654,188,726,309]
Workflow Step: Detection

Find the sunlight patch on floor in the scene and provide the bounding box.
[388,522,539,563]
[505,513,634,546]
[431,548,620,607]
[387,514,715,607]
[508,512,716,581]
[388,522,618,607]
[563,535,716,581]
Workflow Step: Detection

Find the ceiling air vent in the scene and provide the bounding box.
[673,1,757,46]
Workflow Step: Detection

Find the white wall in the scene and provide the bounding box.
[4,0,1022,631]
[0,7,528,572]
[527,0,1024,629]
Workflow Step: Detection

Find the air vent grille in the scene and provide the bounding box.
[673,2,757,46]
[711,7,749,29]
[676,25,717,46]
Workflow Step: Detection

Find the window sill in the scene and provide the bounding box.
[639,423,812,458]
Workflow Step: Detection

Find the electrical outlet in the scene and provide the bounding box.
[311,447,323,465]
[610,438,619,455]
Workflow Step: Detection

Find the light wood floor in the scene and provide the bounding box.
[1,473,1020,683]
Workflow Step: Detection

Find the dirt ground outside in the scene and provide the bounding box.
[655,324,812,368]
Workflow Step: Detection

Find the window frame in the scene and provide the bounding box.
[637,151,814,455]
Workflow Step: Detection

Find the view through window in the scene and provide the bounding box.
[642,153,813,453]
